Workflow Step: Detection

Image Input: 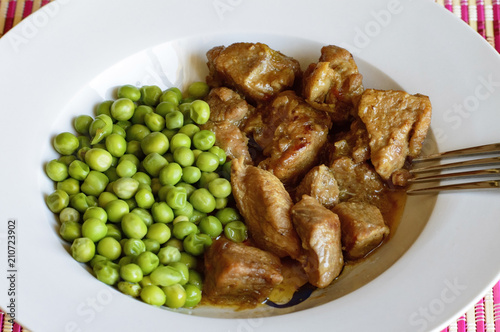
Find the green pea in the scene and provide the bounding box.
[113,177,140,199]
[116,160,137,178]
[53,132,79,156]
[68,160,90,181]
[144,112,165,132]
[215,197,228,209]
[120,263,143,283]
[189,100,210,125]
[142,152,168,177]
[81,218,108,242]
[83,206,107,223]
[81,171,109,197]
[141,285,166,306]
[89,114,113,145]
[187,81,210,99]
[146,223,171,244]
[224,221,248,243]
[183,233,212,256]
[172,221,198,240]
[59,221,82,242]
[168,262,189,286]
[160,88,182,105]
[151,202,174,224]
[131,207,154,227]
[46,159,68,182]
[111,98,135,121]
[126,124,151,141]
[179,253,198,270]
[127,140,145,159]
[165,111,184,130]
[141,132,169,155]
[208,146,227,165]
[118,255,135,267]
[140,85,162,106]
[173,201,194,218]
[150,266,182,287]
[93,260,120,285]
[199,216,223,238]
[132,172,151,185]
[178,124,201,139]
[57,178,80,196]
[184,284,202,307]
[59,207,80,223]
[189,210,206,225]
[215,207,241,225]
[196,152,219,173]
[133,188,153,209]
[157,246,181,265]
[155,101,178,117]
[208,178,232,198]
[188,270,203,290]
[71,237,96,263]
[143,238,160,254]
[161,129,178,140]
[121,213,148,239]
[46,189,69,213]
[166,187,187,210]
[189,188,216,214]
[162,284,186,309]
[117,84,141,102]
[192,130,216,151]
[169,133,191,152]
[105,133,127,158]
[98,191,118,208]
[70,192,95,213]
[119,153,140,167]
[105,224,122,241]
[172,147,194,167]
[59,154,78,166]
[105,199,129,223]
[118,281,141,298]
[84,148,113,172]
[135,251,159,275]
[159,162,183,186]
[74,115,94,135]
[112,124,127,138]
[96,100,113,117]
[97,236,122,260]
[122,238,146,256]
[131,105,154,124]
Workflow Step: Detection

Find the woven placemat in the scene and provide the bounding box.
[1,1,499,331]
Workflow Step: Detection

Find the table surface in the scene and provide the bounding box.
[1,1,500,332]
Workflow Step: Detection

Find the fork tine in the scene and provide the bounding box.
[413,142,500,162]
[407,180,500,195]
[410,156,500,174]
[409,168,500,183]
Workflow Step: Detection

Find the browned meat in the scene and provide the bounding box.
[204,237,283,305]
[330,119,370,164]
[357,89,432,179]
[268,258,309,305]
[231,158,301,258]
[246,90,331,185]
[391,169,412,187]
[291,195,344,288]
[329,156,386,204]
[302,45,364,122]
[206,42,302,104]
[294,164,339,208]
[331,201,389,260]
[201,87,254,164]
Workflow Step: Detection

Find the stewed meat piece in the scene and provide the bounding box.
[331,201,389,260]
[330,119,370,164]
[201,87,254,164]
[247,90,332,185]
[231,158,301,258]
[294,164,340,209]
[206,42,302,104]
[291,195,344,288]
[357,89,432,179]
[302,45,364,122]
[204,238,283,305]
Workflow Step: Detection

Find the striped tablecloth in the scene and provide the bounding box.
[1,1,500,331]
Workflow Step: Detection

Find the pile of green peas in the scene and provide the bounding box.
[45,82,249,309]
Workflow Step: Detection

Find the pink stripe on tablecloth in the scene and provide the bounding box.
[41,0,50,6]
[457,315,466,332]
[494,0,500,52]
[13,322,23,332]
[476,297,486,332]
[461,0,470,22]
[22,0,34,19]
[0,310,4,331]
[478,0,487,37]
[445,0,454,11]
[493,281,500,332]
[3,0,17,35]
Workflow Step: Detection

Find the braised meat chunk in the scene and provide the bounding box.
[206,42,301,104]
[302,45,364,122]
[247,90,332,185]
[332,201,389,260]
[202,87,254,164]
[357,89,432,180]
[294,164,339,208]
[204,238,283,305]
[330,119,370,164]
[292,195,344,288]
[231,158,301,258]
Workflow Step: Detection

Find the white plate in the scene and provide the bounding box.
[1,0,500,331]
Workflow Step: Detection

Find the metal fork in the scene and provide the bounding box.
[406,143,500,195]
